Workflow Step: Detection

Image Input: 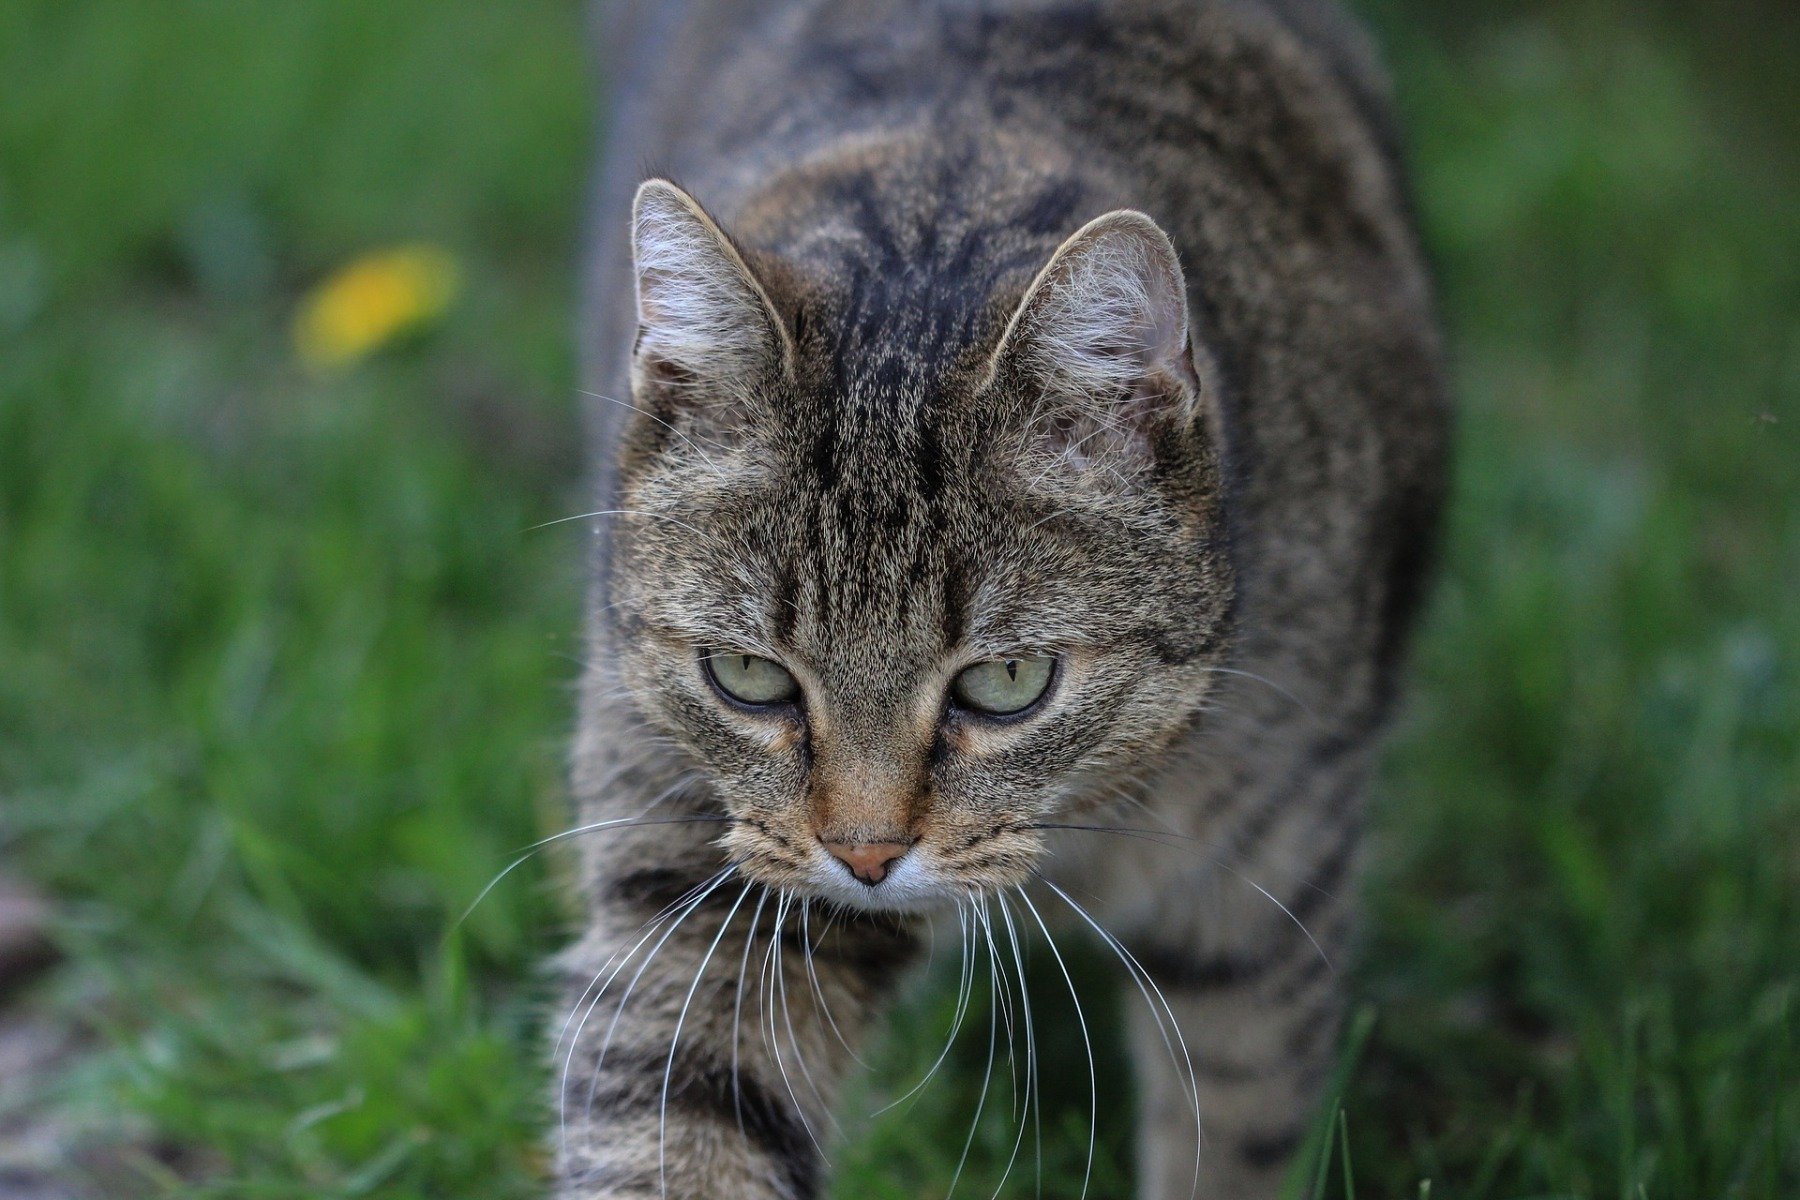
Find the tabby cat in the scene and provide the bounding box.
[558,0,1447,1196]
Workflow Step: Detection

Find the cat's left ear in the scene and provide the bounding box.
[987,210,1211,452]
[629,179,792,398]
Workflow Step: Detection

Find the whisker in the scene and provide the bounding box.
[559,866,733,1155]
[660,881,755,1198]
[759,890,828,1157]
[971,896,1019,1120]
[922,902,940,974]
[1090,777,1184,835]
[458,809,726,928]
[526,507,711,538]
[947,900,1002,1200]
[1027,822,1343,902]
[801,899,867,1067]
[775,896,840,1131]
[576,388,732,466]
[730,887,770,1136]
[552,860,729,1089]
[972,898,1017,1071]
[992,893,1038,1200]
[1016,887,1096,1200]
[1042,878,1208,1192]
[1230,871,1334,975]
[1194,665,1319,720]
[1029,820,1339,1036]
[1052,790,1347,980]
[556,920,669,1159]
[579,867,737,1131]
[873,897,977,1116]
[552,859,723,1062]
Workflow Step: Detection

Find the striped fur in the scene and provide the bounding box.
[563,0,1448,1196]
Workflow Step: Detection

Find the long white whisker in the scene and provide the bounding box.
[576,388,731,466]
[1195,665,1319,720]
[972,898,1017,1077]
[527,507,711,538]
[1035,817,1345,902]
[458,807,719,927]
[947,900,1002,1200]
[922,901,940,973]
[731,887,770,1136]
[760,891,827,1157]
[554,864,730,1122]
[801,898,866,1066]
[581,867,737,1128]
[776,897,839,1131]
[559,866,732,1154]
[1226,868,1334,975]
[1017,887,1096,1200]
[556,923,667,1159]
[992,893,1037,1200]
[660,882,754,1199]
[552,859,720,1062]
[875,896,976,1115]
[1043,878,1207,1191]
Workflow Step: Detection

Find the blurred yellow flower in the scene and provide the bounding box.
[293,245,460,370]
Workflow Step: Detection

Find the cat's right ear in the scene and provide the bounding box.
[629,179,792,398]
[983,210,1216,472]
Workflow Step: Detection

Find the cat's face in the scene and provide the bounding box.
[602,181,1232,912]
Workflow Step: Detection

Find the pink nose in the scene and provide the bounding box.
[822,841,911,886]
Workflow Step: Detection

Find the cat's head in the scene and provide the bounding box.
[600,179,1233,912]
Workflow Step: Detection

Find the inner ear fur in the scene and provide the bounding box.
[629,178,793,398]
[987,209,1207,445]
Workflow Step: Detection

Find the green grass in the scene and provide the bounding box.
[1,1,1795,1196]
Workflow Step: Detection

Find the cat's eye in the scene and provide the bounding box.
[704,650,800,707]
[951,655,1056,717]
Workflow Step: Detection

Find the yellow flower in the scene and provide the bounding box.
[293,245,460,370]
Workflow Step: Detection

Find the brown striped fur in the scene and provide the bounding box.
[561,0,1447,1195]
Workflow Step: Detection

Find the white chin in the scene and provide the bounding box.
[804,852,956,914]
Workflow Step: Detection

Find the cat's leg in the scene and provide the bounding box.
[552,869,911,1199]
[1123,785,1361,1200]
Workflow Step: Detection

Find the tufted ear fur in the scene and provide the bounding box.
[630,179,791,399]
[989,210,1208,468]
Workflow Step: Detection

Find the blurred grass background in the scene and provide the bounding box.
[0,1,1794,1196]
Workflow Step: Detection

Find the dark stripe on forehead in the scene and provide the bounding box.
[939,556,971,649]
[913,409,946,506]
[771,559,800,645]
[802,165,1043,369]
[808,410,839,491]
[833,167,906,272]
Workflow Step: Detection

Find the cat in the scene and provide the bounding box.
[557,0,1448,1196]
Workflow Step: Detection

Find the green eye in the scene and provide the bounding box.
[705,650,800,706]
[952,655,1056,716]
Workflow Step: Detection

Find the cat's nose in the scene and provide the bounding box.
[821,840,911,886]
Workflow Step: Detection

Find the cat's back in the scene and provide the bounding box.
[592,0,1400,205]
